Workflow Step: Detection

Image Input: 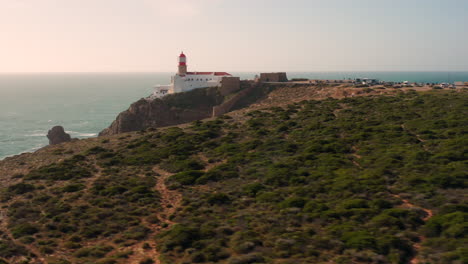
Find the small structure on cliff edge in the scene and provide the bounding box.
[47,126,71,145]
[152,52,237,98]
[258,72,288,82]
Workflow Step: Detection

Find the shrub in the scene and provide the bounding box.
[169,170,205,186]
[0,240,28,258]
[139,258,154,264]
[123,226,150,240]
[62,184,85,193]
[86,146,108,155]
[228,253,265,264]
[279,197,307,209]
[242,183,266,197]
[207,193,231,205]
[73,245,114,258]
[11,223,39,238]
[160,157,205,173]
[342,231,376,250]
[7,183,36,195]
[159,225,200,251]
[26,160,91,181]
[342,199,369,209]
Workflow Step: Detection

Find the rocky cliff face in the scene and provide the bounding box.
[99,87,225,136]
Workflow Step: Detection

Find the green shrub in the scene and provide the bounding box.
[139,258,154,264]
[228,253,265,264]
[279,196,307,209]
[123,225,150,240]
[207,193,231,205]
[169,170,205,186]
[62,184,85,193]
[86,146,108,155]
[7,183,36,195]
[73,245,114,258]
[11,223,39,238]
[342,231,377,250]
[159,225,200,251]
[341,199,369,209]
[160,156,205,173]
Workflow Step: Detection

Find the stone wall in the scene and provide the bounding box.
[219,77,241,96]
[259,72,288,82]
[213,82,257,117]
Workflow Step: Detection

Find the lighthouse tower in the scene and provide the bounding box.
[152,52,233,98]
[178,52,187,76]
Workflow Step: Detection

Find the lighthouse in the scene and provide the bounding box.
[178,52,187,75]
[152,52,233,98]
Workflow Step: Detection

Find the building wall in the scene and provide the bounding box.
[219,77,241,96]
[174,74,224,93]
[154,73,232,99]
[259,72,288,82]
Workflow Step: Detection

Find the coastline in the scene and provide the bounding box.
[0,131,98,162]
[1,72,467,161]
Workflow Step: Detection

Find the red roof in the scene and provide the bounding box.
[179,52,186,58]
[215,72,232,76]
[186,72,231,76]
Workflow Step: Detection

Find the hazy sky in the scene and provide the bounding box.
[1,0,467,72]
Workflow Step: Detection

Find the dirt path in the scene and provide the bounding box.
[125,167,181,264]
[153,167,182,225]
[349,146,363,169]
[0,164,46,264]
[392,194,434,264]
[401,124,429,152]
[0,211,46,264]
[198,154,226,172]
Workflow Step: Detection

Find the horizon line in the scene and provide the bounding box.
[1,70,468,74]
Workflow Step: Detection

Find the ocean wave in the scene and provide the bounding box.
[76,121,90,126]
[4,112,22,117]
[65,131,97,137]
[26,133,47,137]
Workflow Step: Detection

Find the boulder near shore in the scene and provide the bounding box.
[47,126,71,145]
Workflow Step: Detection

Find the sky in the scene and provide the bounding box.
[1,0,467,72]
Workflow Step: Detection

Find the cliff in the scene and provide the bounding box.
[100,81,265,136]
[99,86,224,136]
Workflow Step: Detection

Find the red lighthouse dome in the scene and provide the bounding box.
[178,52,187,75]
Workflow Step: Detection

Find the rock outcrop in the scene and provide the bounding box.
[99,82,267,136]
[99,87,224,136]
[47,126,72,145]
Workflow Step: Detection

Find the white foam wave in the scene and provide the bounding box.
[26,133,47,137]
[76,121,89,126]
[65,131,97,137]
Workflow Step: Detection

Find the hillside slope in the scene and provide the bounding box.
[0,88,466,264]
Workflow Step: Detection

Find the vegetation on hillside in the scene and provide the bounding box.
[0,90,466,264]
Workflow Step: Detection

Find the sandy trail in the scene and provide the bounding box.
[0,210,46,264]
[126,166,181,264]
[392,194,434,264]
[153,167,182,225]
[401,124,429,152]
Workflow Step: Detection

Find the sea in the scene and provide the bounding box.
[1,71,468,160]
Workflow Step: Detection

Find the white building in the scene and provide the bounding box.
[152,52,232,98]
